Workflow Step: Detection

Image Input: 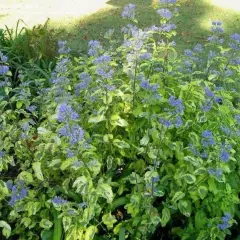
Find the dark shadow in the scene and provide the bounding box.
[51,0,240,56]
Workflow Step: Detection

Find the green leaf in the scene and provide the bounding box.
[102,213,117,230]
[140,135,149,146]
[42,230,53,240]
[40,219,53,229]
[182,174,196,184]
[198,186,208,199]
[119,227,125,240]
[88,115,106,123]
[32,162,44,181]
[183,156,202,167]
[37,127,51,135]
[97,183,113,203]
[113,139,130,149]
[195,210,208,231]
[111,115,129,127]
[178,200,192,217]
[0,220,11,238]
[53,209,62,240]
[18,171,33,183]
[16,101,23,109]
[172,191,185,204]
[85,225,97,240]
[73,176,91,195]
[160,208,171,227]
[196,112,207,123]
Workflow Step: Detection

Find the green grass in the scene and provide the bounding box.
[1,0,240,56]
[49,0,240,55]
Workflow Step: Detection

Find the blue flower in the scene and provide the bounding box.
[27,105,37,113]
[0,151,5,158]
[57,103,79,123]
[217,213,231,230]
[202,130,213,138]
[58,40,71,54]
[184,49,193,57]
[0,65,9,75]
[200,101,213,112]
[160,23,176,32]
[193,44,203,53]
[220,126,231,136]
[159,0,177,3]
[122,4,136,20]
[96,67,114,79]
[235,115,240,124]
[67,149,75,158]
[6,180,13,190]
[1,55,8,63]
[59,124,84,145]
[104,84,116,92]
[205,87,214,98]
[140,52,152,60]
[175,116,183,128]
[200,151,208,159]
[189,144,199,156]
[94,55,111,64]
[52,196,67,206]
[75,72,92,95]
[222,213,231,222]
[8,181,28,207]
[208,168,222,177]
[79,202,87,208]
[169,95,185,113]
[211,20,224,33]
[157,8,173,19]
[152,176,160,183]
[230,33,240,43]
[88,40,103,56]
[214,97,223,104]
[201,130,215,147]
[220,149,230,162]
[159,118,172,128]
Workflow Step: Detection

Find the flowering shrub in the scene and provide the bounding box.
[0,1,240,239]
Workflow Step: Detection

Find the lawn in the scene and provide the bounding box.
[0,0,240,55]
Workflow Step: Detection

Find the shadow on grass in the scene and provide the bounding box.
[52,0,240,56]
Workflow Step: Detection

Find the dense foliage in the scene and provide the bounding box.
[1,0,240,239]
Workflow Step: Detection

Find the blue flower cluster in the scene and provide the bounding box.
[122,4,136,20]
[0,150,5,158]
[57,103,79,122]
[88,40,103,57]
[201,130,215,147]
[157,8,173,19]
[7,180,28,207]
[211,21,224,34]
[159,0,177,4]
[75,72,92,95]
[229,33,240,50]
[94,54,114,79]
[58,40,71,55]
[169,95,185,114]
[208,168,222,177]
[217,213,231,230]
[0,65,9,75]
[59,124,84,145]
[52,196,67,206]
[219,144,231,162]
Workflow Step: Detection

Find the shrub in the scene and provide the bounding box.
[0,1,240,240]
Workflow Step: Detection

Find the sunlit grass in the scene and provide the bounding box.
[0,0,113,28]
[210,0,240,11]
[0,0,239,55]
